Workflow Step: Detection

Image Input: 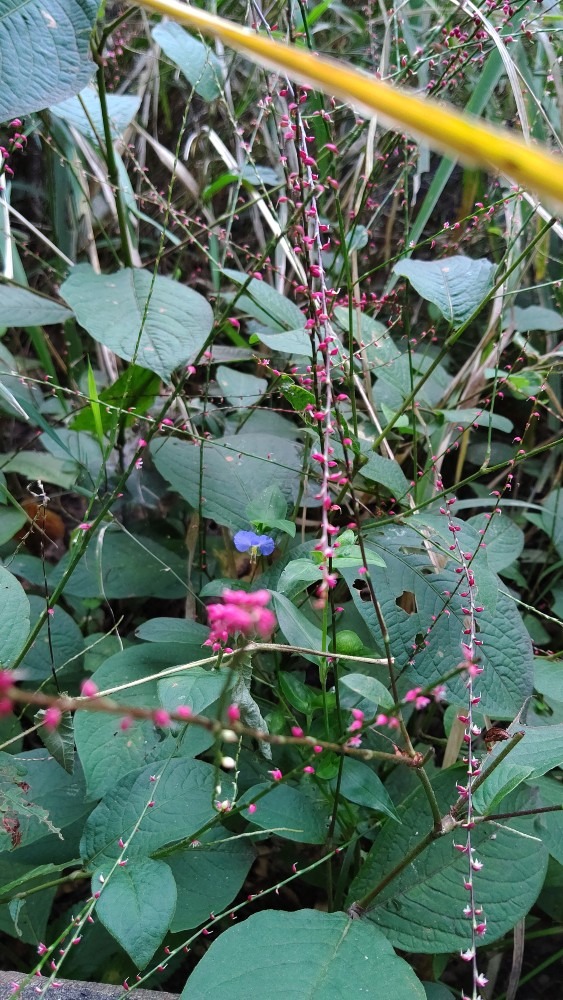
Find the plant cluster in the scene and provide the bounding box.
[0,0,561,998]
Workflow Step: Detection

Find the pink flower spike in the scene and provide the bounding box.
[44,707,62,730]
[80,679,98,698]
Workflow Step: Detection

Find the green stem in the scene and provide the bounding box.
[94,58,133,268]
[351,827,438,913]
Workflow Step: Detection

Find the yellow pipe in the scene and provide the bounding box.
[133,0,563,207]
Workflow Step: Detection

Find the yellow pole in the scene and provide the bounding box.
[133,0,563,207]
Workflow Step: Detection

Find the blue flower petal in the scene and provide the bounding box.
[257,535,275,556]
[233,530,260,552]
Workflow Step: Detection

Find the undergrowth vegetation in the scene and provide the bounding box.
[0,0,562,997]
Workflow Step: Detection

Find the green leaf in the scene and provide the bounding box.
[472,762,533,815]
[423,985,455,1000]
[512,305,563,332]
[49,527,189,599]
[359,454,410,497]
[334,306,400,369]
[340,673,394,710]
[167,829,254,931]
[95,859,176,968]
[35,709,75,774]
[278,374,316,410]
[158,667,235,721]
[278,671,315,714]
[242,782,329,843]
[50,86,141,143]
[135,618,209,645]
[479,720,563,790]
[153,20,223,101]
[0,0,97,121]
[0,567,30,667]
[61,264,213,380]
[531,776,563,864]
[468,514,524,572]
[151,433,301,531]
[0,860,57,944]
[71,365,161,434]
[80,758,217,868]
[277,559,322,599]
[75,645,213,799]
[216,366,267,407]
[224,270,305,330]
[19,595,84,681]
[439,407,513,434]
[181,909,426,999]
[247,484,295,536]
[347,769,547,951]
[254,328,312,355]
[0,283,73,326]
[393,256,495,324]
[343,523,533,717]
[541,490,563,558]
[339,758,400,821]
[272,592,323,663]
[0,451,77,489]
[0,752,62,851]
[534,658,563,703]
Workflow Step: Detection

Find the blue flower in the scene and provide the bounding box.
[234,530,275,557]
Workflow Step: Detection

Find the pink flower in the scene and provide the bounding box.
[153,709,171,728]
[44,707,61,730]
[0,670,14,692]
[80,679,98,698]
[247,803,257,814]
[227,703,240,722]
[303,765,315,774]
[78,522,91,531]
[268,768,283,781]
[205,588,276,647]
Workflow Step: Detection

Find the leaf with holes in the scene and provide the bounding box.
[341,523,533,717]
[61,264,213,380]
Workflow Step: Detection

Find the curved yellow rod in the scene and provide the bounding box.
[134,0,563,207]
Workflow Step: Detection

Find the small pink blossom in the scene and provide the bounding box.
[153,709,171,728]
[78,522,91,531]
[303,765,315,774]
[227,703,240,722]
[80,679,98,698]
[268,768,283,781]
[44,707,61,730]
[247,803,257,814]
